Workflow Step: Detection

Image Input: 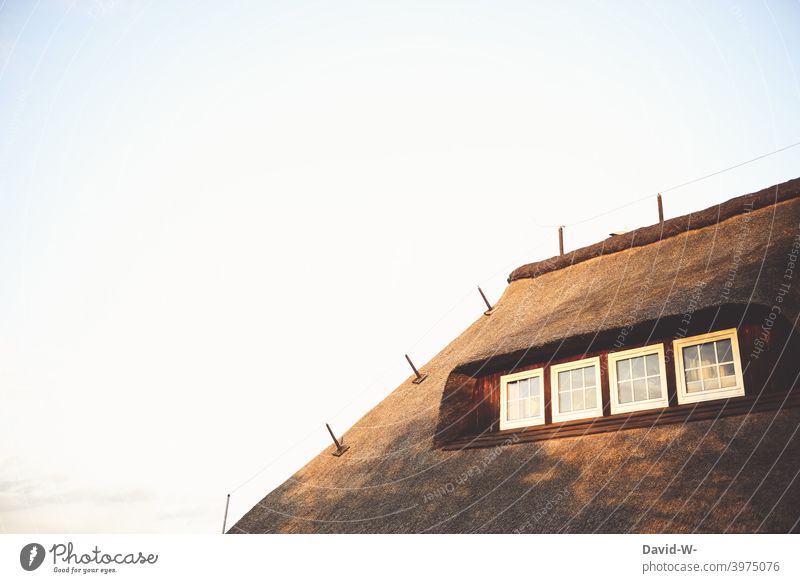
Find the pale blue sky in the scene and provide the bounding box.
[1,0,799,532]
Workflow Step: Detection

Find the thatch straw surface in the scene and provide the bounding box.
[232,178,800,533]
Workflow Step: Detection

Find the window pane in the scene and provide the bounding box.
[583,366,596,387]
[719,363,734,378]
[701,366,718,381]
[560,391,572,413]
[585,387,597,409]
[720,373,737,388]
[647,376,662,399]
[683,345,700,369]
[519,378,529,399]
[645,353,660,376]
[631,356,646,379]
[633,379,647,402]
[705,377,720,391]
[521,398,531,418]
[571,368,584,389]
[559,371,571,391]
[686,380,703,393]
[530,377,541,396]
[572,388,585,411]
[508,400,520,420]
[531,399,541,417]
[617,360,631,381]
[716,338,733,363]
[685,368,700,383]
[618,381,633,404]
[508,381,519,401]
[699,342,716,366]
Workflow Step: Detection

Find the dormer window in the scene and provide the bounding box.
[499,368,545,430]
[608,344,669,414]
[673,329,745,404]
[550,357,603,422]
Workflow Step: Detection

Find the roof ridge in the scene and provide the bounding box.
[508,176,800,282]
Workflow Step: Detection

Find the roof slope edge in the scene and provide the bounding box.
[508,176,800,282]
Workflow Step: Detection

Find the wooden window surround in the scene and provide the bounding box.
[550,357,603,422]
[673,328,745,405]
[433,309,800,451]
[608,344,670,414]
[499,368,545,430]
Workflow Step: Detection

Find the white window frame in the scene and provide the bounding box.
[550,356,603,423]
[608,344,669,414]
[673,328,745,405]
[499,368,545,430]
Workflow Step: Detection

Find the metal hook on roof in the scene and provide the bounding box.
[405,354,428,384]
[221,493,230,534]
[326,423,350,457]
[478,286,494,315]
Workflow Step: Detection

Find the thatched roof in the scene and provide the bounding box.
[459,177,800,370]
[232,177,800,534]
